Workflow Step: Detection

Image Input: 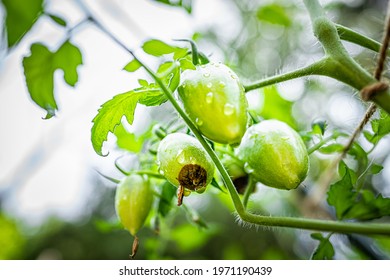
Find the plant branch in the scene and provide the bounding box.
[336,24,384,54]
[242,176,256,208]
[244,59,328,92]
[307,0,390,205]
[80,1,390,236]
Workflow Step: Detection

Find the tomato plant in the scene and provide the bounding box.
[2,0,390,260]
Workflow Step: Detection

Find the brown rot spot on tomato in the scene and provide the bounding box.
[178,164,207,191]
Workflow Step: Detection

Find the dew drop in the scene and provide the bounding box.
[224,103,235,116]
[203,72,210,78]
[206,82,212,88]
[206,92,213,104]
[195,117,204,126]
[244,162,254,174]
[182,83,186,88]
[230,75,237,80]
[176,150,186,164]
[219,81,225,87]
[159,169,165,175]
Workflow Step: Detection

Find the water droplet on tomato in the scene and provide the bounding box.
[195,117,204,126]
[244,162,254,174]
[224,103,235,116]
[176,150,186,164]
[206,92,213,104]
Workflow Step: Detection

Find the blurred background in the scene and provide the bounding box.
[1,0,390,260]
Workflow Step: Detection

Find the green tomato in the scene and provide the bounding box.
[157,133,215,193]
[236,120,309,190]
[115,174,153,236]
[177,62,248,145]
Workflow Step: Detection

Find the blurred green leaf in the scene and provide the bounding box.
[311,119,327,136]
[170,224,215,253]
[256,4,292,27]
[94,219,121,233]
[371,164,384,174]
[153,0,192,13]
[143,39,177,56]
[0,214,25,259]
[23,41,83,118]
[114,122,151,153]
[254,86,296,129]
[123,59,142,72]
[48,14,67,27]
[319,143,344,154]
[364,110,390,145]
[157,181,177,217]
[311,233,334,260]
[2,0,43,48]
[344,191,390,220]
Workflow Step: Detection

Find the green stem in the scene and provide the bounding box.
[303,0,390,114]
[244,59,327,92]
[84,4,390,236]
[336,24,383,53]
[242,176,256,208]
[307,133,339,155]
[241,212,390,235]
[135,170,165,180]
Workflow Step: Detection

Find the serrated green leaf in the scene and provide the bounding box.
[348,142,368,171]
[344,192,390,220]
[157,181,177,217]
[256,4,292,27]
[365,110,390,145]
[138,89,168,106]
[327,162,356,220]
[311,233,335,260]
[23,41,83,118]
[319,143,344,154]
[91,91,143,156]
[142,39,177,56]
[123,59,142,72]
[48,14,67,27]
[2,0,43,48]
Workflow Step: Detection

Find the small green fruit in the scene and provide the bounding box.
[157,133,215,193]
[115,174,153,236]
[177,62,248,145]
[237,120,309,190]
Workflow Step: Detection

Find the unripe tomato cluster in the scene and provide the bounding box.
[157,62,309,194]
[114,60,309,257]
